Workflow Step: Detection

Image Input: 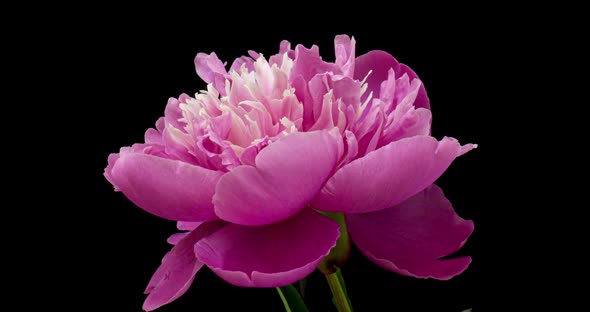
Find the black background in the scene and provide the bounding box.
[60,15,513,312]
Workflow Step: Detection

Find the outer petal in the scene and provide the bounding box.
[355,50,429,110]
[194,209,340,287]
[346,185,474,280]
[104,152,121,191]
[143,221,226,311]
[213,130,341,226]
[311,136,476,214]
[110,152,224,221]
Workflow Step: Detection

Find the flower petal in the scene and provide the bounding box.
[230,55,255,73]
[213,130,342,226]
[334,35,356,78]
[166,233,187,245]
[291,44,338,82]
[399,64,430,110]
[194,209,340,287]
[164,97,184,130]
[355,50,401,101]
[346,185,474,280]
[355,51,429,110]
[143,221,225,311]
[110,152,224,221]
[194,52,230,95]
[104,151,122,191]
[312,136,476,214]
[177,221,202,231]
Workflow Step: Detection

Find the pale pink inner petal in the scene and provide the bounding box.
[158,55,306,171]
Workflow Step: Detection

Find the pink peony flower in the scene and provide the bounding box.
[105,35,476,311]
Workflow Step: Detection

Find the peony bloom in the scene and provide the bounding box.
[105,35,476,311]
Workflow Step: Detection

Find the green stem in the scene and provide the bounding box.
[277,288,292,312]
[325,271,353,312]
[317,212,351,274]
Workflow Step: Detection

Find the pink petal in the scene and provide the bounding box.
[334,35,356,78]
[164,97,184,130]
[143,222,225,311]
[230,55,255,73]
[144,128,162,145]
[194,209,340,287]
[167,233,188,245]
[354,100,385,156]
[168,222,203,245]
[110,152,224,221]
[292,75,315,130]
[379,76,432,146]
[213,130,342,225]
[104,152,121,191]
[355,51,430,110]
[346,185,474,280]
[305,73,359,131]
[355,50,401,101]
[331,75,362,112]
[177,221,202,231]
[399,64,430,110]
[194,52,230,95]
[291,44,338,82]
[269,40,294,67]
[311,136,476,214]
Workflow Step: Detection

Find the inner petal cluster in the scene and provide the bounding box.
[164,54,304,171]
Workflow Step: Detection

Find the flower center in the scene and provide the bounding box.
[171,54,303,170]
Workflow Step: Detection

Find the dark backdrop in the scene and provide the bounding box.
[77,19,503,312]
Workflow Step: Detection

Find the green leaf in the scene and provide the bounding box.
[298,277,307,298]
[276,285,309,312]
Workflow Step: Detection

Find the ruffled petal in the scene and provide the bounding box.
[291,44,338,82]
[346,185,473,280]
[195,209,340,287]
[355,50,401,102]
[312,136,476,214]
[399,64,429,110]
[355,51,429,110]
[194,52,230,95]
[334,35,356,78]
